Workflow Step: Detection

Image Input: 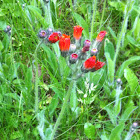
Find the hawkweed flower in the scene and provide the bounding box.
[48,32,60,43]
[38,30,47,38]
[69,53,78,64]
[92,31,107,49]
[81,56,96,73]
[90,48,98,56]
[73,25,84,40]
[94,61,105,70]
[73,25,84,49]
[96,31,107,42]
[59,34,70,57]
[4,25,11,33]
[82,40,91,52]
[81,56,105,73]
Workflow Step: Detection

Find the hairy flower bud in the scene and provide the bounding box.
[90,48,98,56]
[69,53,78,64]
[82,40,91,52]
[4,25,11,33]
[38,30,47,38]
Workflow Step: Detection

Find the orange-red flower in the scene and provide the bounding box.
[82,56,105,72]
[73,25,84,40]
[59,34,70,51]
[96,31,107,42]
[83,56,96,69]
[94,61,105,70]
[48,32,60,43]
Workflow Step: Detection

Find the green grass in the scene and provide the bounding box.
[0,0,140,139]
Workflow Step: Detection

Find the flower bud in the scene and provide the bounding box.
[82,40,91,52]
[116,78,122,85]
[56,31,62,37]
[132,122,139,129]
[38,30,47,38]
[4,25,11,33]
[69,53,78,64]
[90,48,98,56]
[69,44,76,53]
[46,28,53,36]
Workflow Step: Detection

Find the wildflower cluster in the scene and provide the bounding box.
[38,26,107,78]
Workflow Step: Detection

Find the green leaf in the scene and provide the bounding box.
[0,9,5,16]
[25,67,32,93]
[108,1,125,12]
[0,20,6,30]
[73,13,89,38]
[104,39,115,83]
[49,94,59,116]
[105,107,117,125]
[0,41,4,51]
[119,104,137,124]
[70,83,78,111]
[4,93,20,101]
[124,68,139,92]
[101,134,109,140]
[107,27,117,42]
[27,5,48,27]
[116,56,140,77]
[84,123,96,139]
[104,39,115,60]
[127,35,140,47]
[114,101,121,116]
[105,52,114,83]
[109,123,125,140]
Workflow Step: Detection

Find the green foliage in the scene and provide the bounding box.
[124,68,139,92]
[84,122,96,139]
[0,0,139,139]
[109,123,125,140]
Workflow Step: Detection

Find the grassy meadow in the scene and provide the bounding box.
[0,0,140,139]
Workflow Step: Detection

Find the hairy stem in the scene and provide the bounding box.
[50,80,75,140]
[34,40,43,114]
[90,0,97,41]
[99,0,106,31]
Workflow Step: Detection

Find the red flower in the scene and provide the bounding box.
[48,32,60,43]
[96,31,107,42]
[73,25,84,40]
[83,56,96,69]
[82,56,105,72]
[59,34,70,51]
[94,61,105,70]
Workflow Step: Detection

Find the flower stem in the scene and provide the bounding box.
[50,80,75,140]
[34,40,43,114]
[90,0,97,41]
[99,0,106,31]
[113,0,133,69]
